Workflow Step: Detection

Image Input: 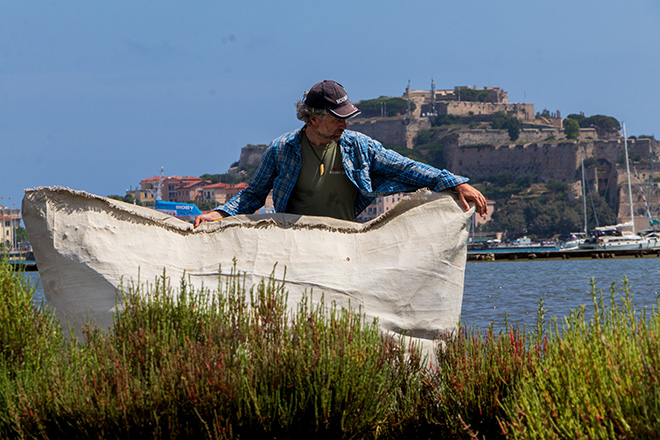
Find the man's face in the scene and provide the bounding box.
[311,114,347,143]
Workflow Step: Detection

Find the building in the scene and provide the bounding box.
[126,176,159,205]
[202,182,249,206]
[127,175,211,204]
[355,193,412,222]
[0,203,21,251]
[356,193,495,224]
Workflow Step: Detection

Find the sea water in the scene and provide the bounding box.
[462,257,660,331]
[22,257,660,331]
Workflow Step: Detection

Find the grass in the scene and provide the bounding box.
[1,257,660,438]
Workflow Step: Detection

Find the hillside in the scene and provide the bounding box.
[348,87,660,235]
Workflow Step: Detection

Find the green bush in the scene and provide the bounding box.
[354,97,412,118]
[0,263,427,439]
[501,279,660,438]
[2,259,660,438]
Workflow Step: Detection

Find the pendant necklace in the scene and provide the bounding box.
[310,144,329,176]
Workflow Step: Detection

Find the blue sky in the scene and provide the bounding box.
[2,0,660,210]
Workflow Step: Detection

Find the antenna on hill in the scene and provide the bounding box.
[406,80,411,118]
[431,78,436,116]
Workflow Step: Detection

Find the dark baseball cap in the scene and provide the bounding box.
[304,80,361,119]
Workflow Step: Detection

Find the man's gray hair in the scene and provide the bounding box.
[296,100,329,124]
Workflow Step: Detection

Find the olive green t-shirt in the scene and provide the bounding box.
[285,131,358,221]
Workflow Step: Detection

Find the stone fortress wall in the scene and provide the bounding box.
[436,102,535,120]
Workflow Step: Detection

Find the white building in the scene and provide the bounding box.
[0,203,21,251]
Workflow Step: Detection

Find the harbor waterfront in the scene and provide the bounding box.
[24,256,660,332]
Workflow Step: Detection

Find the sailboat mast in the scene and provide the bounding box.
[581,158,588,235]
[649,140,655,229]
[623,123,635,235]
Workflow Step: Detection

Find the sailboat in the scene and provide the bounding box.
[560,159,589,250]
[579,123,652,250]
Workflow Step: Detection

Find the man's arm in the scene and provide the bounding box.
[221,146,278,216]
[194,210,226,228]
[360,135,487,214]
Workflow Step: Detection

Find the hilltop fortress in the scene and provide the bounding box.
[347,83,660,231]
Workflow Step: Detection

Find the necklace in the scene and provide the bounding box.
[309,144,330,176]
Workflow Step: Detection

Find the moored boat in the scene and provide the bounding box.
[579,225,649,250]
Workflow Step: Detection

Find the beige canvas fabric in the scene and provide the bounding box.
[23,186,473,359]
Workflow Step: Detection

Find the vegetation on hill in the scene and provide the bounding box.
[108,194,136,204]
[353,97,413,118]
[199,172,247,185]
[490,112,522,141]
[431,114,481,128]
[563,118,580,140]
[454,87,492,102]
[390,134,619,239]
[479,172,616,239]
[567,113,621,136]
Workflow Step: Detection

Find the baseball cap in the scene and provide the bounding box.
[304,80,361,119]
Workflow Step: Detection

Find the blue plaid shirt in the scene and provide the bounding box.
[219,127,469,219]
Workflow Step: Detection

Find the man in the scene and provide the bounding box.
[195,80,487,227]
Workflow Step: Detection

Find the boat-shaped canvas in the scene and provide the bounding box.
[23,186,473,356]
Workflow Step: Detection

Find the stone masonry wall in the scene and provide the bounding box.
[458,128,561,145]
[348,117,431,148]
[446,138,656,183]
[436,102,535,120]
[348,117,408,146]
[447,142,581,182]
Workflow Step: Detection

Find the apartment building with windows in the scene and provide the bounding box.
[128,175,211,204]
[0,205,21,250]
[202,182,248,205]
[355,193,412,223]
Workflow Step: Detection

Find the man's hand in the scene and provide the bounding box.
[454,183,488,216]
[194,210,225,228]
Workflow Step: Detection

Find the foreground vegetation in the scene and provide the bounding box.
[2,259,660,439]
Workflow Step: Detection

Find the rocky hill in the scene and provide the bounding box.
[347,90,660,233]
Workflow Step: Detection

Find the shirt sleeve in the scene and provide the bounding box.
[367,138,469,193]
[217,146,277,216]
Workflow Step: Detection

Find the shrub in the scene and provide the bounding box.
[501,279,660,438]
[0,265,428,439]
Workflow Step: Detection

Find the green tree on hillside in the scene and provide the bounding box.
[412,129,446,169]
[353,97,413,118]
[200,173,247,184]
[108,194,135,204]
[537,109,552,119]
[568,113,620,136]
[566,113,586,125]
[431,114,460,127]
[564,118,580,140]
[491,112,522,141]
[455,87,491,102]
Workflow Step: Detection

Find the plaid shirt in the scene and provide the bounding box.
[220,127,469,219]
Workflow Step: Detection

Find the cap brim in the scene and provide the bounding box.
[329,103,361,120]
